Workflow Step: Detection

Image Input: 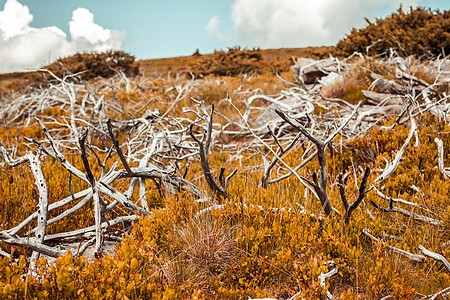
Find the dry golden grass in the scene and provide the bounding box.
[156,213,237,286]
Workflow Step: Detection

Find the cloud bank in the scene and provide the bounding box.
[230,0,419,48]
[206,15,226,42]
[0,0,124,73]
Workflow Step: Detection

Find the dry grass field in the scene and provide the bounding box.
[0,8,449,298]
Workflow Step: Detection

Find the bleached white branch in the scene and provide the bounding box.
[43,215,137,241]
[6,189,91,236]
[363,229,426,263]
[93,186,103,256]
[435,137,450,180]
[374,116,416,184]
[319,267,338,299]
[418,245,450,272]
[0,232,66,258]
[26,151,49,268]
[420,286,450,300]
[227,99,320,201]
[370,197,443,226]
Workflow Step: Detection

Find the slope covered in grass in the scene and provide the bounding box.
[0,47,449,299]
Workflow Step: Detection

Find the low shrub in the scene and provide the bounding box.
[188,47,268,78]
[46,51,139,81]
[334,7,450,57]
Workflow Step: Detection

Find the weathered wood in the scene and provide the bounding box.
[370,73,404,94]
[374,116,416,184]
[338,166,372,223]
[363,229,426,263]
[189,104,235,200]
[419,245,450,272]
[26,152,49,268]
[435,138,450,180]
[274,102,361,216]
[361,90,404,106]
[0,53,448,281]
[293,57,343,84]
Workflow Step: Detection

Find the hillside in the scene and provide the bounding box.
[138,47,332,75]
[0,47,331,95]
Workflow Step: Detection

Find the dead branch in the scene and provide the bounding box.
[435,137,450,180]
[43,216,137,241]
[107,119,134,175]
[372,186,437,218]
[79,127,103,255]
[261,129,302,188]
[338,166,372,223]
[274,103,361,216]
[374,116,416,184]
[0,145,50,266]
[319,265,338,299]
[266,149,318,185]
[26,151,49,268]
[0,231,66,258]
[275,109,331,214]
[0,72,215,263]
[372,186,419,208]
[418,245,450,272]
[370,198,443,226]
[189,104,236,200]
[228,99,321,204]
[6,189,92,236]
[362,229,426,263]
[420,286,450,300]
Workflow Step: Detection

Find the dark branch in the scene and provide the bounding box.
[107,119,133,175]
[189,105,233,201]
[346,167,371,223]
[79,128,95,186]
[338,167,371,223]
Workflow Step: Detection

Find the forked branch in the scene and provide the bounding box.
[189,104,236,200]
[274,105,360,216]
[374,116,416,184]
[261,129,302,188]
[338,166,372,223]
[275,109,331,215]
[107,119,134,175]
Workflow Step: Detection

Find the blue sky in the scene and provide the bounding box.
[15,0,235,59]
[0,0,448,73]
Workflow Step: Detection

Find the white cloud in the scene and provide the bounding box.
[0,0,124,73]
[206,15,226,42]
[230,0,420,48]
[0,0,32,39]
[70,8,123,52]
